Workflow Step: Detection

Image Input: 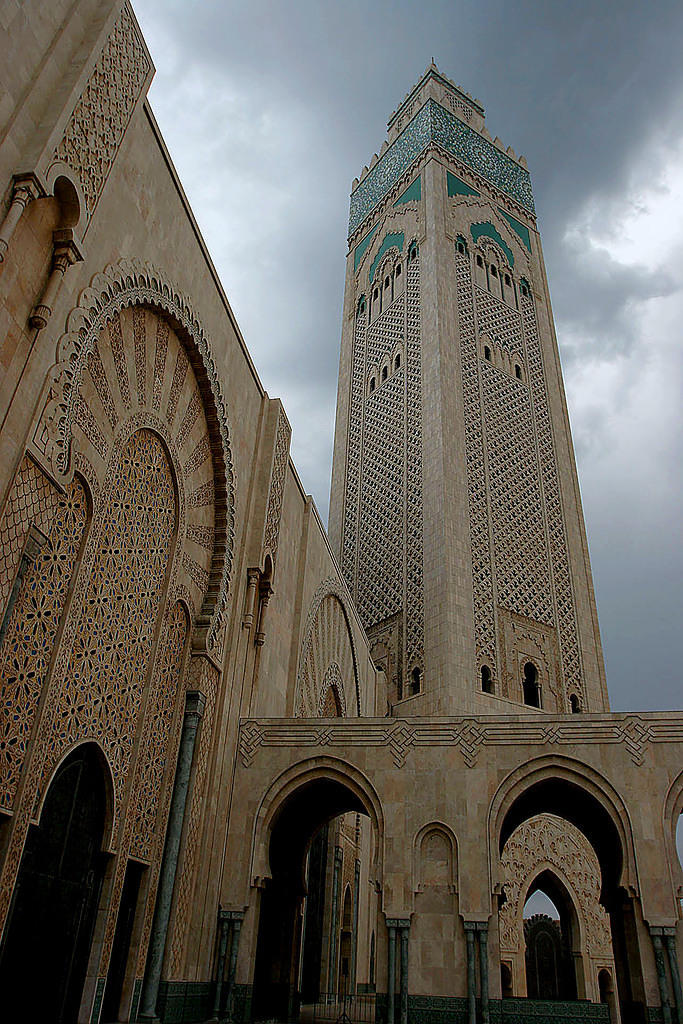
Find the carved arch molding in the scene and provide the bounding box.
[296,578,361,718]
[29,257,235,649]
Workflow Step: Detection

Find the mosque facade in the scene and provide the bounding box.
[0,4,681,1024]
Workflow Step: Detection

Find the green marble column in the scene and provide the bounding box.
[464,923,476,1024]
[386,921,397,1024]
[139,688,206,1023]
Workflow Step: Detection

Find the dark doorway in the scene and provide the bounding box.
[251,777,373,1021]
[300,825,330,1003]
[102,859,145,1021]
[524,913,574,999]
[0,744,108,1022]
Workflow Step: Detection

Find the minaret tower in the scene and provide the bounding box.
[329,64,608,716]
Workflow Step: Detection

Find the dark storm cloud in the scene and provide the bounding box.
[132,0,683,711]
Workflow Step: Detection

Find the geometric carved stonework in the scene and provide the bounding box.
[499,813,614,999]
[296,582,360,718]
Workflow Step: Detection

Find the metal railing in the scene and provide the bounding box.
[301,991,376,1024]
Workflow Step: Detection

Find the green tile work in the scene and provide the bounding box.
[377,995,609,1024]
[499,208,532,251]
[155,980,212,1023]
[393,176,422,206]
[90,978,106,1023]
[447,170,480,198]
[369,232,405,283]
[470,221,515,267]
[354,224,378,272]
[349,98,534,236]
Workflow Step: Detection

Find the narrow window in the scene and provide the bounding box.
[490,265,498,278]
[395,264,401,277]
[570,694,581,713]
[382,365,388,382]
[373,288,379,300]
[505,273,511,286]
[385,276,390,289]
[410,667,421,695]
[481,665,493,694]
[394,353,401,371]
[369,377,375,393]
[359,300,365,315]
[515,364,522,380]
[457,241,465,255]
[523,662,540,708]
[521,282,529,297]
[476,255,484,268]
[484,346,492,362]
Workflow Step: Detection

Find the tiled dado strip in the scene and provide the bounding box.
[238,713,683,769]
[349,99,534,237]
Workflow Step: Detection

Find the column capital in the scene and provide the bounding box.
[386,917,411,929]
[650,925,678,939]
[185,688,206,719]
[219,908,246,923]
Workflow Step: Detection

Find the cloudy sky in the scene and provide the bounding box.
[133,0,682,713]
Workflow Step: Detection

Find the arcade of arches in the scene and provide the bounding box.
[0,6,682,1024]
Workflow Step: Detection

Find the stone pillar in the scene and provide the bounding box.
[398,921,410,1024]
[208,909,231,1023]
[664,930,683,1024]
[29,229,82,329]
[242,569,260,629]
[651,928,673,1024]
[386,921,397,1024]
[327,846,343,994]
[138,688,206,1023]
[254,580,273,647]
[464,923,477,1024]
[350,858,360,993]
[477,923,489,1024]
[0,174,42,262]
[225,912,244,1021]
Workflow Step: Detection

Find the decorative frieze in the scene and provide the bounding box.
[349,100,534,236]
[237,714,682,770]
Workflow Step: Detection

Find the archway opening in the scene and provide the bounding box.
[599,967,618,1022]
[0,744,109,1022]
[523,872,578,1000]
[498,774,643,1021]
[252,776,378,1021]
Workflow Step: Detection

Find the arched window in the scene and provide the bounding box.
[484,346,492,362]
[394,353,401,371]
[569,694,581,714]
[515,364,522,380]
[481,665,493,694]
[505,273,511,286]
[369,377,376,393]
[373,287,379,300]
[382,365,388,382]
[410,666,421,695]
[523,662,540,708]
[395,264,401,277]
[490,265,498,278]
[520,279,530,297]
[384,276,390,289]
[476,255,484,268]
[456,236,468,256]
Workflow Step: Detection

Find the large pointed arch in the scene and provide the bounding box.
[28,257,235,649]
